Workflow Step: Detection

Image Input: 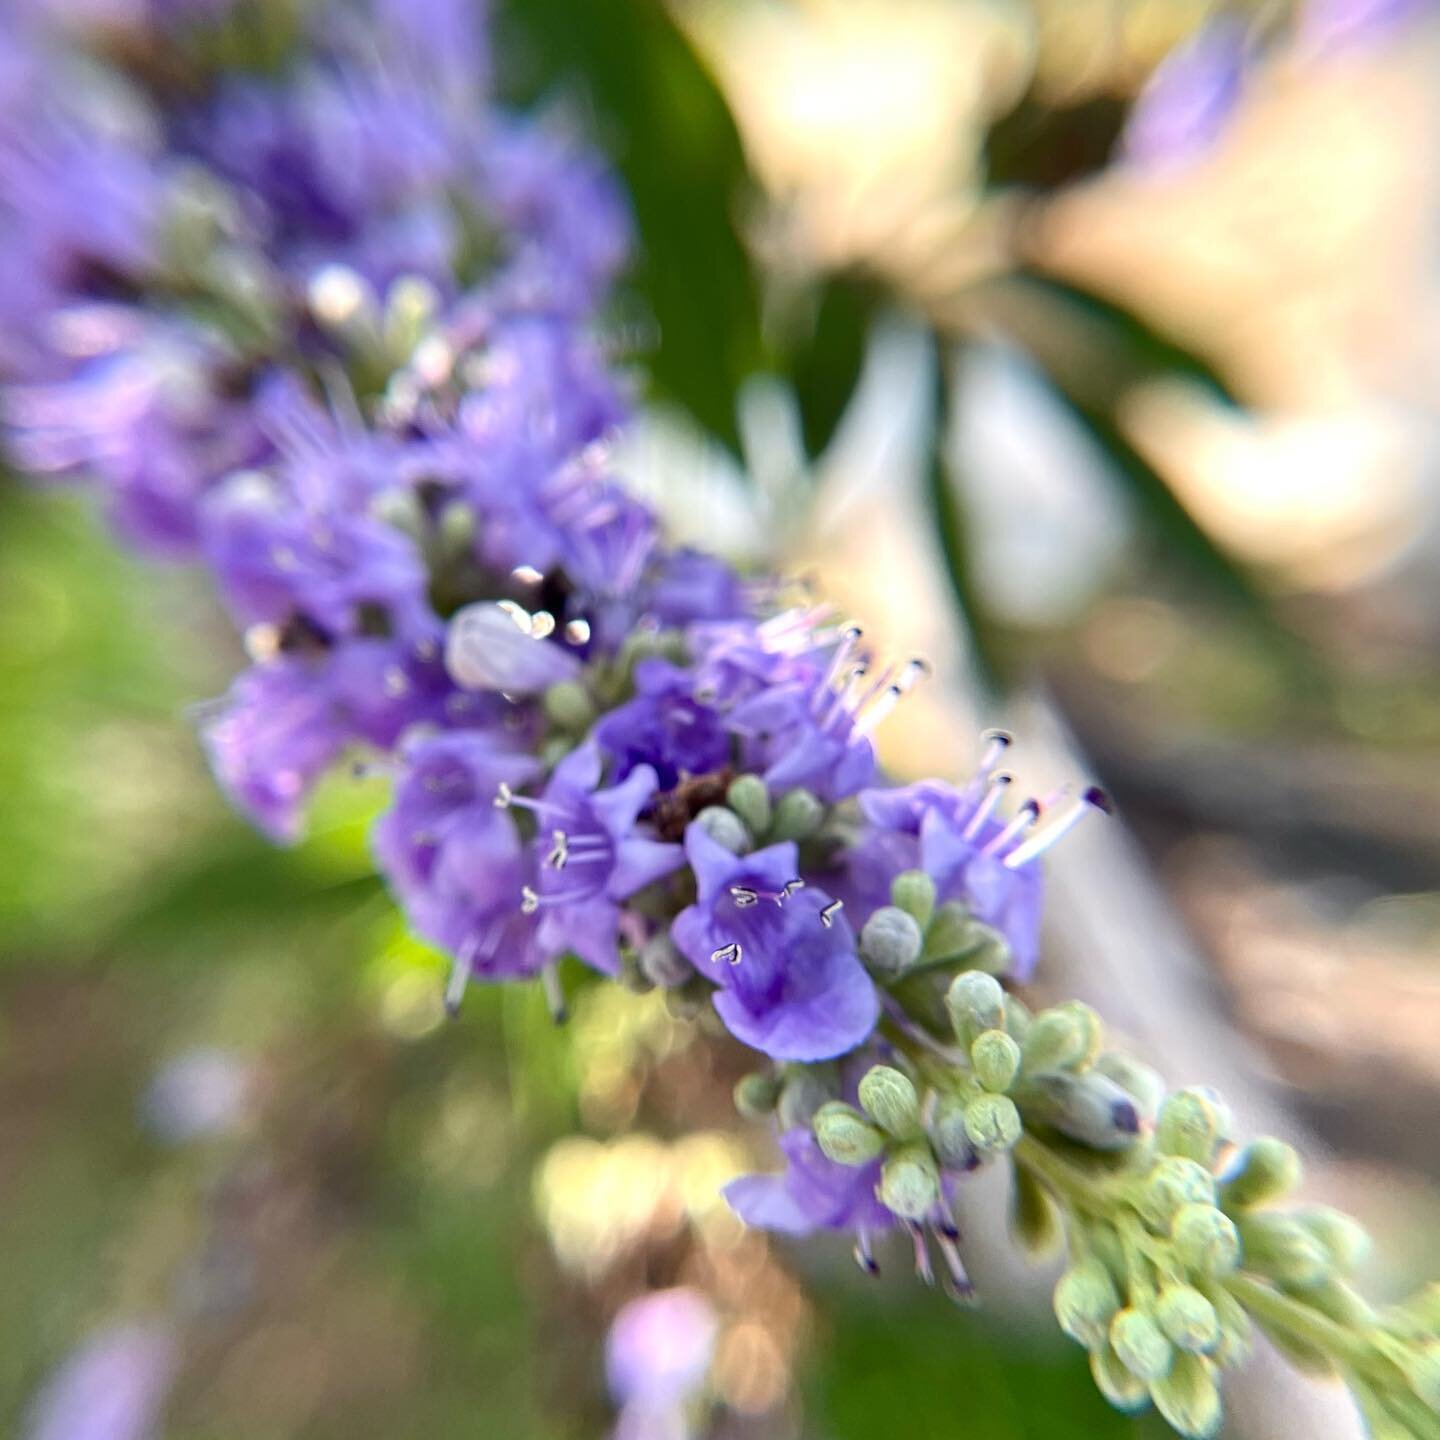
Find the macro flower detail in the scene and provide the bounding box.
[671,825,878,1062]
[725,1125,892,1238]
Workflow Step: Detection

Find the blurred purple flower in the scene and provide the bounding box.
[1123,19,1248,170]
[140,1047,252,1144]
[725,1126,892,1237]
[25,1325,176,1440]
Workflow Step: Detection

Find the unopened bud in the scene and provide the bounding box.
[1156,1088,1232,1167]
[693,805,750,855]
[639,934,692,989]
[770,788,823,841]
[964,1093,1022,1154]
[777,1065,838,1131]
[1091,1345,1150,1413]
[1207,1285,1253,1368]
[971,1029,1021,1093]
[880,1142,941,1220]
[733,1071,780,1121]
[1155,1285,1221,1354]
[859,906,924,979]
[946,971,1006,1045]
[1004,992,1032,1041]
[1297,1206,1371,1275]
[929,1095,977,1170]
[858,1065,921,1138]
[1149,1353,1222,1440]
[1053,1257,1121,1350]
[1219,1137,1300,1211]
[1020,1071,1142,1152]
[813,1102,886,1166]
[725,775,771,838]
[1139,1157,1217,1234]
[1236,1213,1330,1288]
[1021,1002,1101,1077]
[1172,1204,1240,1278]
[889,869,936,929]
[1110,1307,1174,1380]
[1093,1052,1165,1123]
[542,680,596,732]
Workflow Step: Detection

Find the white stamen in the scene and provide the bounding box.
[961,772,1012,840]
[853,684,903,738]
[1003,787,1109,868]
[975,729,1012,777]
[817,624,864,707]
[711,942,743,965]
[982,799,1040,856]
[820,899,844,928]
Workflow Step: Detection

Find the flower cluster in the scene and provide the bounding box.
[5,5,1439,1438]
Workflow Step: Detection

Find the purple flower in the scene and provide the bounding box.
[1123,19,1248,170]
[520,742,683,976]
[201,658,352,842]
[593,658,731,789]
[671,825,877,1062]
[641,549,750,629]
[371,730,541,980]
[25,1325,176,1440]
[200,476,431,642]
[606,1288,717,1409]
[725,1126,892,1237]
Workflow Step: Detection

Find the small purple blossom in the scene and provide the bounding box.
[724,1126,892,1237]
[606,1287,717,1408]
[593,658,731,789]
[25,1325,176,1440]
[521,742,683,976]
[672,825,878,1062]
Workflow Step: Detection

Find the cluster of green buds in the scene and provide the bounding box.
[857,870,1012,986]
[695,774,827,856]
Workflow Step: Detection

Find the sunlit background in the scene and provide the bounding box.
[4,0,1440,1436]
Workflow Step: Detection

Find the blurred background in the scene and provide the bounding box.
[5,0,1440,1436]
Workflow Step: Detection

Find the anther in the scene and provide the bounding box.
[976,729,1012,776]
[712,942,742,966]
[853,1230,881,1276]
[520,885,540,914]
[730,886,759,908]
[820,899,844,928]
[781,878,805,900]
[853,684,903,738]
[982,799,1040,856]
[494,781,513,809]
[1003,786,1110,869]
[545,831,569,869]
[961,771,1012,840]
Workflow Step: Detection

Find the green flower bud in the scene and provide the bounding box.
[889,869,936,928]
[1093,1051,1165,1123]
[880,1142,941,1220]
[929,1094,975,1169]
[1021,1002,1101,1077]
[1235,1212,1330,1288]
[813,1101,887,1166]
[733,1070,781,1121]
[924,903,1010,972]
[1090,1345,1151,1413]
[639,933,692,989]
[770,787,824,841]
[971,1028,1022,1093]
[1010,1163,1062,1259]
[725,775,772,838]
[858,1065,921,1137]
[1149,1354,1222,1440]
[1155,1284,1221,1354]
[1004,992,1032,1040]
[693,805,750,854]
[1297,1206,1371,1275]
[1172,1204,1241,1278]
[946,971,1006,1045]
[777,1065,838,1131]
[1139,1157,1217,1234]
[1205,1284,1253,1368]
[1402,1341,1440,1413]
[542,680,596,732]
[1219,1137,1300,1211]
[1298,1278,1374,1327]
[1018,1071,1143,1152]
[1110,1307,1174,1380]
[859,906,924,979]
[1156,1088,1232,1167]
[1053,1257,1121,1350]
[964,1093,1022,1154]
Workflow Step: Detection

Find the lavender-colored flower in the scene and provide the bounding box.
[371,730,541,982]
[593,658,731,789]
[672,825,877,1062]
[25,1324,176,1440]
[724,1126,892,1237]
[200,475,432,642]
[641,549,750,629]
[1300,0,1429,50]
[1123,19,1248,170]
[518,742,683,976]
[606,1287,717,1409]
[201,657,352,842]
